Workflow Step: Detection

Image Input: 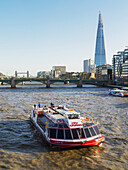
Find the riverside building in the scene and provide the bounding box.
[52,66,66,78]
[112,48,128,85]
[96,64,112,80]
[37,71,51,78]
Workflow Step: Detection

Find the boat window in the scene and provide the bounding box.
[53,112,59,115]
[58,106,64,109]
[89,127,96,136]
[49,129,56,138]
[84,128,91,138]
[53,124,58,127]
[63,124,69,128]
[68,114,79,119]
[48,128,50,137]
[93,126,100,135]
[37,118,45,131]
[49,123,58,128]
[71,129,79,139]
[81,128,86,138]
[58,124,63,128]
[57,129,64,139]
[65,129,72,139]
[38,114,43,117]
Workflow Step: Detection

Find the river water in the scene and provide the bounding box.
[0,85,127,169]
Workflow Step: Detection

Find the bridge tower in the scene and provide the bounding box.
[27,71,29,78]
[15,71,18,78]
[11,77,16,88]
[46,76,50,88]
[15,71,29,78]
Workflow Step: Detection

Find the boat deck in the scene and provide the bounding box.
[51,113,65,119]
[48,108,65,119]
[53,109,66,115]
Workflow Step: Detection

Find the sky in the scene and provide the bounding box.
[0,0,128,76]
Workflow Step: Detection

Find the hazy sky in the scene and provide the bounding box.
[0,0,128,76]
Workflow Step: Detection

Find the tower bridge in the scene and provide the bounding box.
[15,71,29,78]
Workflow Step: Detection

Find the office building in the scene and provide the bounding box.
[83,59,95,73]
[0,72,6,78]
[52,66,66,78]
[96,64,112,80]
[37,71,51,78]
[94,11,106,66]
[112,48,128,84]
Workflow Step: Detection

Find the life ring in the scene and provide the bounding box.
[85,117,89,121]
[61,119,65,123]
[81,118,86,122]
[49,119,52,124]
[57,119,60,123]
[81,117,89,122]
[56,119,65,123]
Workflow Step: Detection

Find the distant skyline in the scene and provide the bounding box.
[0,0,128,76]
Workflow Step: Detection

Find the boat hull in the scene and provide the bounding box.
[30,117,104,149]
[109,90,128,97]
[109,93,128,97]
[50,136,104,149]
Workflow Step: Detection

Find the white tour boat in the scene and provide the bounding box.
[30,103,104,149]
[109,88,128,97]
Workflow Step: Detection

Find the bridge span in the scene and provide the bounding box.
[0,77,110,88]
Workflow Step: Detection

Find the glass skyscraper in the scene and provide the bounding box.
[94,11,106,66]
[83,59,94,73]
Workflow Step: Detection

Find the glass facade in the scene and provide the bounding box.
[112,48,128,85]
[95,11,106,66]
[96,64,112,80]
[83,59,94,73]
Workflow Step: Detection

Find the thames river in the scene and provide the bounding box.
[0,85,127,169]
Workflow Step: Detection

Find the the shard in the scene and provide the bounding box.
[94,11,106,65]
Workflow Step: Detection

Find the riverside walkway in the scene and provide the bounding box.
[0,77,110,88]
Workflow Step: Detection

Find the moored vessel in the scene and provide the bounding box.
[30,103,104,149]
[109,88,128,97]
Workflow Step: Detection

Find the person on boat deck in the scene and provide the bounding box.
[34,104,36,110]
[38,103,41,108]
[33,104,36,117]
[51,102,54,107]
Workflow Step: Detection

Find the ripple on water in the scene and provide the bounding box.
[0,86,128,169]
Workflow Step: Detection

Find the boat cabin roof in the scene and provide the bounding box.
[50,113,65,119]
[112,89,125,92]
[36,105,80,121]
[54,107,80,115]
[46,108,65,119]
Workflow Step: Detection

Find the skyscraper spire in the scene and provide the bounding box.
[94,11,106,65]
